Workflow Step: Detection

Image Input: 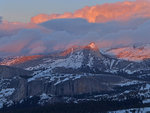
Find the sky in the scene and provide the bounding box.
[1,0,128,22]
[1,0,150,57]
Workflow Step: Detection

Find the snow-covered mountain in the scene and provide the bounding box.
[0,42,150,112]
[2,43,150,76]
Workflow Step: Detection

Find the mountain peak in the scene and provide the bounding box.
[59,42,99,57]
[85,42,98,51]
[88,42,96,49]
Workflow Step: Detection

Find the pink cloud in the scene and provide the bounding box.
[31,0,150,24]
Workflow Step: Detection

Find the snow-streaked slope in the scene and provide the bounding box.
[26,51,84,71]
[26,42,101,71]
[50,51,84,69]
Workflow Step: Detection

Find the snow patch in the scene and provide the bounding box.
[38,93,52,105]
[117,80,143,87]
[0,88,15,108]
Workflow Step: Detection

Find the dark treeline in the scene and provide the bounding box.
[0,97,145,113]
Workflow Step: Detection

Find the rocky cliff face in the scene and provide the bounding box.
[0,65,127,108]
[27,74,124,96]
[0,65,32,79]
[0,66,31,107]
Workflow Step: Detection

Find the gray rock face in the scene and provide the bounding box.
[0,66,32,107]
[51,75,122,96]
[10,77,28,102]
[0,65,32,79]
[0,65,126,108]
[27,74,124,96]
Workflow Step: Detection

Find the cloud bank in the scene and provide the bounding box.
[0,0,150,56]
[31,0,150,24]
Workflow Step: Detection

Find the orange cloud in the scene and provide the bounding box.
[31,0,150,24]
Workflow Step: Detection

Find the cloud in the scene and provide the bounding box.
[0,21,48,38]
[1,0,150,56]
[0,17,150,56]
[31,0,150,24]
